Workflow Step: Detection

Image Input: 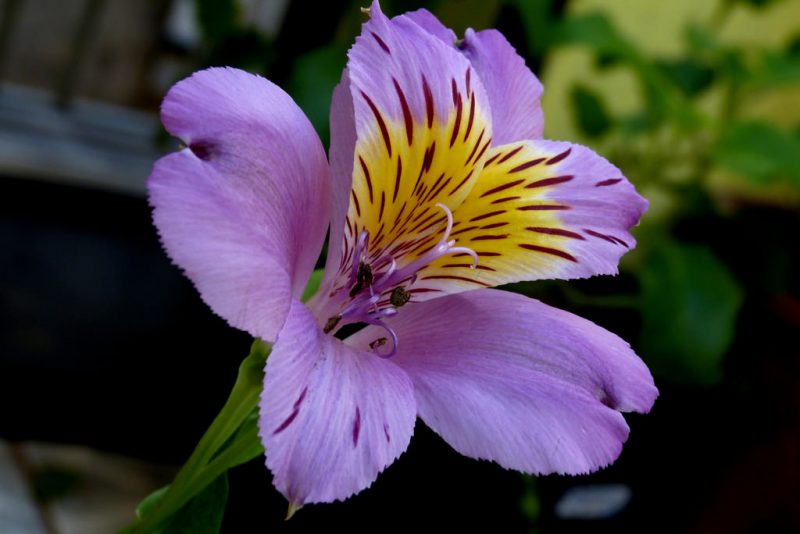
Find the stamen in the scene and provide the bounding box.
[323,315,341,334]
[324,204,480,359]
[366,318,398,358]
[350,231,370,284]
[390,286,411,307]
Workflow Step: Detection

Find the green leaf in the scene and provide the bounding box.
[136,485,169,520]
[162,474,229,534]
[714,121,800,186]
[570,85,612,138]
[302,269,324,302]
[751,51,800,88]
[656,59,715,96]
[134,474,228,534]
[639,240,743,385]
[124,342,270,533]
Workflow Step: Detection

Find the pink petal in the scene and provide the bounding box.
[149,68,330,341]
[259,300,416,505]
[405,9,545,143]
[350,289,657,475]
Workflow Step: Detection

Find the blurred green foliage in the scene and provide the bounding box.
[640,240,743,385]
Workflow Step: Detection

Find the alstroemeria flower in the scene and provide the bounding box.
[149,2,657,508]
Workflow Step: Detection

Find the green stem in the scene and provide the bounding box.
[123,340,270,534]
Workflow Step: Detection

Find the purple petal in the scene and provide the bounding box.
[403,8,457,45]
[259,300,416,505]
[404,10,544,143]
[460,28,544,143]
[350,289,657,475]
[531,140,648,280]
[149,68,330,341]
[349,2,485,137]
[316,72,356,301]
[317,1,495,305]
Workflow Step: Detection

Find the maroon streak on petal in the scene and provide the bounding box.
[393,78,414,145]
[449,84,463,148]
[546,147,572,165]
[465,128,486,165]
[480,178,525,198]
[481,222,509,229]
[584,229,630,248]
[273,408,300,435]
[527,227,586,240]
[393,157,403,203]
[463,93,476,141]
[516,204,569,211]
[595,178,622,187]
[497,145,524,164]
[509,158,546,173]
[449,169,475,195]
[351,189,362,217]
[372,31,391,54]
[525,175,574,189]
[484,151,502,166]
[469,210,505,222]
[490,195,520,205]
[352,407,362,447]
[359,156,374,203]
[422,74,434,129]
[518,243,578,262]
[471,234,509,241]
[360,90,393,158]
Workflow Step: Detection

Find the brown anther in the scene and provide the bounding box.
[323,315,341,334]
[389,286,411,307]
[369,337,387,350]
[349,262,374,297]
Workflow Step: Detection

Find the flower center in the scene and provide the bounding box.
[324,203,477,357]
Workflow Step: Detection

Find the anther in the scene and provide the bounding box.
[369,337,387,350]
[389,286,411,307]
[323,315,342,334]
[349,261,374,297]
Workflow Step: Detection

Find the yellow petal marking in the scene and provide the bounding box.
[333,75,492,294]
[412,142,584,295]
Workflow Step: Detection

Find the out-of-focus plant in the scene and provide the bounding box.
[512,0,800,386]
